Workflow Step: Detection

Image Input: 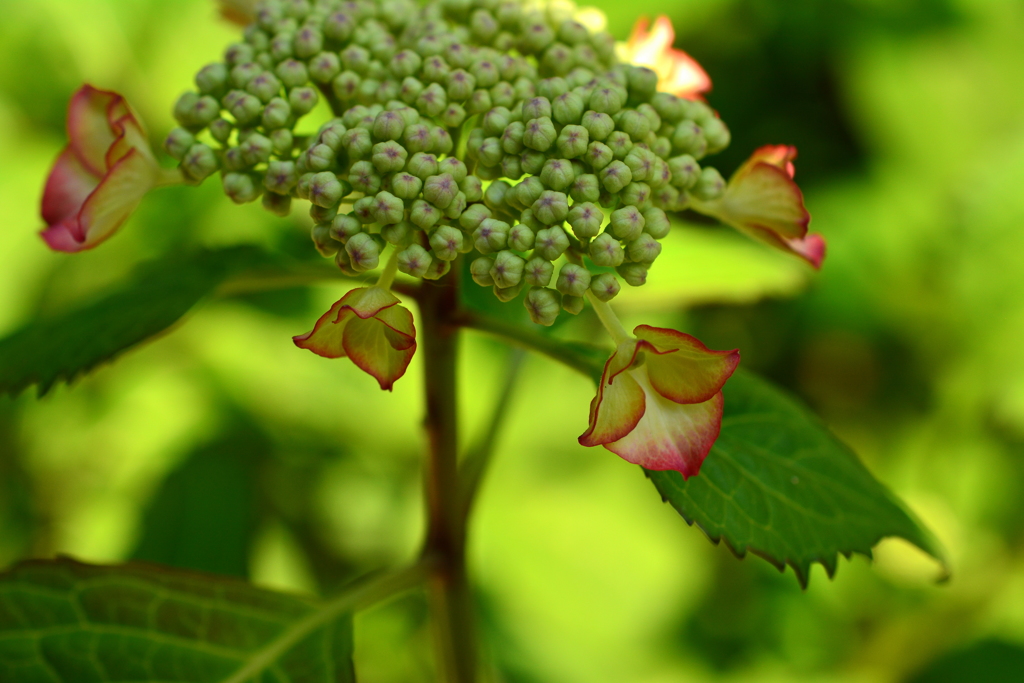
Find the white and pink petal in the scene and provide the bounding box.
[634,325,740,404]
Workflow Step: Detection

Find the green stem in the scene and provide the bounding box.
[376,249,400,291]
[460,348,525,520]
[586,291,632,345]
[419,268,477,683]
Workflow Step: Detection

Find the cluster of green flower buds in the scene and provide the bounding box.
[167,0,732,326]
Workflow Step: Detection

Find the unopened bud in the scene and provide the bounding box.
[196,63,229,95]
[387,171,421,199]
[428,225,463,261]
[520,149,546,175]
[556,263,592,297]
[444,191,467,219]
[264,160,298,194]
[599,160,632,193]
[414,83,447,117]
[394,244,430,278]
[304,143,335,171]
[210,118,233,144]
[620,182,652,210]
[424,257,452,281]
[672,121,706,157]
[371,191,405,225]
[312,223,342,257]
[181,143,219,181]
[508,223,535,251]
[294,26,324,59]
[483,179,511,211]
[642,207,671,239]
[401,124,432,153]
[540,159,575,191]
[624,147,656,182]
[410,199,442,230]
[324,10,355,41]
[346,232,381,272]
[627,66,658,102]
[310,201,338,226]
[371,140,408,173]
[524,287,561,326]
[702,117,731,154]
[477,137,503,167]
[585,141,614,171]
[289,86,320,116]
[333,71,361,100]
[309,171,346,208]
[590,272,620,301]
[589,85,624,115]
[553,91,584,125]
[628,233,663,265]
[490,250,525,288]
[263,191,292,216]
[606,131,633,160]
[617,262,648,287]
[692,167,725,201]
[532,191,569,225]
[474,218,510,253]
[461,175,483,202]
[609,205,645,240]
[556,125,589,159]
[534,226,570,261]
[589,233,625,267]
[258,97,289,129]
[460,204,492,232]
[524,256,554,286]
[441,103,467,128]
[523,116,556,152]
[380,220,412,247]
[275,59,309,89]
[567,202,603,239]
[330,214,363,243]
[400,76,424,104]
[424,173,458,209]
[470,256,495,286]
[246,72,282,103]
[390,49,423,78]
[223,172,261,204]
[346,160,380,194]
[165,128,195,160]
[569,174,601,203]
[668,155,701,189]
[407,152,439,179]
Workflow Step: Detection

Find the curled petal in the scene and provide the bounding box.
[738,144,798,179]
[579,341,646,447]
[625,16,711,100]
[41,148,99,230]
[605,375,724,477]
[342,306,417,391]
[67,86,123,176]
[633,325,740,404]
[335,286,402,320]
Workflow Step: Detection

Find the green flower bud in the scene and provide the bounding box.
[638,102,662,130]
[246,72,281,103]
[330,213,363,243]
[430,225,464,261]
[524,287,561,326]
[537,77,569,100]
[499,121,524,155]
[295,172,315,200]
[609,205,645,240]
[445,42,472,69]
[333,71,362,101]
[624,147,656,182]
[264,159,298,194]
[552,91,584,125]
[522,96,552,121]
[481,106,510,137]
[650,92,684,123]
[390,49,422,79]
[289,86,319,116]
[520,149,546,174]
[508,176,542,212]
[581,110,614,141]
[165,128,195,160]
[341,45,371,74]
[692,167,725,201]
[556,124,589,159]
[584,141,614,171]
[372,140,408,172]
[559,294,582,315]
[351,196,377,224]
[269,33,295,62]
[348,160,381,194]
[445,69,476,101]
[671,121,706,157]
[258,97,289,129]
[196,63,229,95]
[400,124,430,154]
[346,232,381,272]
[569,173,601,203]
[493,281,523,302]
[407,152,439,179]
[589,85,624,115]
[438,103,466,128]
[558,18,590,45]
[638,207,669,239]
[371,191,404,225]
[508,223,535,251]
[490,249,525,288]
[181,143,219,181]
[304,143,335,171]
[310,201,339,227]
[590,272,621,301]
[262,191,292,217]
[540,158,575,191]
[568,67,595,88]
[606,131,633,160]
[410,198,442,230]
[239,133,271,165]
[477,137,503,167]
[414,83,446,117]
[521,19,555,53]
[523,116,556,152]
[556,263,591,297]
[617,262,648,287]
[222,147,248,173]
[434,158,465,185]
[223,172,261,203]
[444,191,467,219]
[524,256,554,286]
[483,179,511,212]
[589,233,625,267]
[471,58,500,89]
[599,160,632,193]
[431,126,454,154]
[396,243,431,277]
[567,202,603,239]
[470,9,499,42]
[473,218,510,253]
[466,89,493,115]
[668,155,701,189]
[534,226,570,261]
[305,52,339,84]
[627,66,658,102]
[424,173,458,209]
[532,191,569,225]
[489,81,514,108]
[270,129,293,156]
[496,154,519,179]
[324,9,355,40]
[309,171,347,208]
[372,109,405,141]
[400,76,424,104]
[423,55,452,83]
[209,117,233,143]
[461,175,484,202]
[381,220,414,247]
[423,254,453,280]
[702,117,731,154]
[620,182,652,210]
[470,256,495,286]
[311,222,342,257]
[387,171,421,199]
[224,92,260,126]
[627,233,662,264]
[342,105,370,128]
[460,203,492,231]
[230,62,262,89]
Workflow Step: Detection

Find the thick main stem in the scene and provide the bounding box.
[420,269,476,683]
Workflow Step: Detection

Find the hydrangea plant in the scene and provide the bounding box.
[0,1,942,680]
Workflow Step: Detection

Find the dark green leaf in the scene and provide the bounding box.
[0,246,275,397]
[648,370,946,587]
[0,557,354,683]
[909,639,1024,683]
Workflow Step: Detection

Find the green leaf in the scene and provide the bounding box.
[0,246,278,397]
[0,556,354,682]
[648,371,946,587]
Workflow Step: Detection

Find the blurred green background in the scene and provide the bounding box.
[3,0,1024,680]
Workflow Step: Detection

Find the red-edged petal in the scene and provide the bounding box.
[627,16,711,100]
[738,144,798,179]
[604,374,724,477]
[293,299,357,358]
[105,111,154,169]
[719,162,810,240]
[66,85,122,176]
[336,286,402,320]
[633,325,740,404]
[41,147,99,228]
[373,303,417,351]
[41,220,88,252]
[578,341,647,447]
[787,232,826,269]
[342,313,417,391]
[69,149,158,252]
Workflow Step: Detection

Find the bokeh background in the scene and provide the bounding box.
[3,0,1024,680]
